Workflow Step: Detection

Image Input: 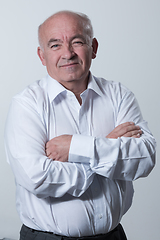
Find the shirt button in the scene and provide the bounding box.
[99,214,103,219]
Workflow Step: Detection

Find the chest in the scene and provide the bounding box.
[43,92,117,140]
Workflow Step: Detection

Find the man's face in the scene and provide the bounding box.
[38,13,98,87]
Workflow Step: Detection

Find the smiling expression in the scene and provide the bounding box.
[37,12,98,90]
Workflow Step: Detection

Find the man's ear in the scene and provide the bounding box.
[92,38,98,59]
[37,47,46,66]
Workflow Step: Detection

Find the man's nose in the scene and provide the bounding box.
[62,44,76,59]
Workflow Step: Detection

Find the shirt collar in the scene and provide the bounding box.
[47,74,67,102]
[47,72,103,103]
[87,73,104,97]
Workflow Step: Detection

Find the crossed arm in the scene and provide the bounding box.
[46,122,142,162]
[5,95,155,197]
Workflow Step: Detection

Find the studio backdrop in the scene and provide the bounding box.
[0,0,159,239]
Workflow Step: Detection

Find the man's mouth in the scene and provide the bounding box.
[60,62,79,68]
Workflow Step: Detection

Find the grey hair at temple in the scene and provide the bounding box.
[38,10,94,48]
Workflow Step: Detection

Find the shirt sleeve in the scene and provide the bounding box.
[4,97,95,198]
[69,91,156,181]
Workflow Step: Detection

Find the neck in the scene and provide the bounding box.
[67,81,86,105]
[59,74,90,105]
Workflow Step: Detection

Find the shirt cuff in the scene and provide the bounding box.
[69,134,95,164]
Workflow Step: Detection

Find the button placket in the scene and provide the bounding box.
[90,176,105,232]
[79,108,89,135]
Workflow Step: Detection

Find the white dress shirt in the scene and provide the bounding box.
[4,73,156,237]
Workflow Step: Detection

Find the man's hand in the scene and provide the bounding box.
[46,135,72,162]
[106,122,142,139]
[46,123,142,161]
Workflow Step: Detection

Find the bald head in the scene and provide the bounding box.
[38,10,94,49]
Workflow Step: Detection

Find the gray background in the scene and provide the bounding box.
[0,0,159,239]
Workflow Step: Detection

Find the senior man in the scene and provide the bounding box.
[5,10,156,240]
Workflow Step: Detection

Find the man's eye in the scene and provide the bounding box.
[51,44,61,49]
[72,41,84,47]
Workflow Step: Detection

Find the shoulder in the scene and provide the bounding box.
[13,77,47,103]
[95,76,131,94]
[10,77,49,115]
[93,76,134,100]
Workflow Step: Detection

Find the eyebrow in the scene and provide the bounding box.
[47,38,62,47]
[70,34,86,42]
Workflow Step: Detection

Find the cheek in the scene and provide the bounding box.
[45,54,58,68]
[83,48,92,62]
[77,51,91,65]
[83,53,92,68]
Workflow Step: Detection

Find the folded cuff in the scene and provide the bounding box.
[69,134,94,164]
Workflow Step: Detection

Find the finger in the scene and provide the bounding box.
[45,147,50,157]
[115,123,140,137]
[48,152,57,160]
[123,129,142,137]
[45,146,56,159]
[125,124,140,132]
[122,125,141,137]
[45,142,50,153]
[106,122,135,138]
[114,122,134,132]
[132,133,141,138]
[46,150,52,158]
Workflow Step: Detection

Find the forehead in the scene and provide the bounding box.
[42,14,84,41]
